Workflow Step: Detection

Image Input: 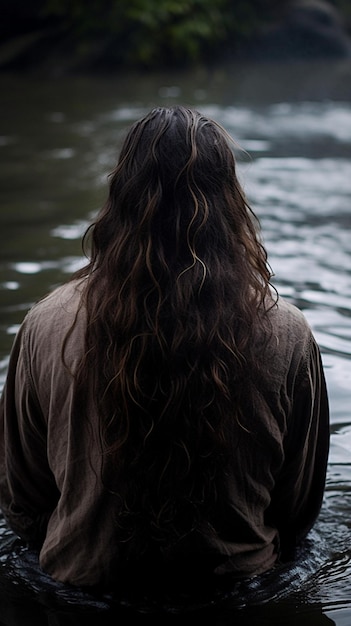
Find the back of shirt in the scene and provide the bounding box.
[0,280,329,592]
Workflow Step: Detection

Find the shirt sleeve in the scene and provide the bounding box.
[0,321,59,546]
[267,336,330,561]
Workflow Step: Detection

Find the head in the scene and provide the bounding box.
[84,106,270,316]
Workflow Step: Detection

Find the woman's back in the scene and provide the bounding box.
[0,106,329,601]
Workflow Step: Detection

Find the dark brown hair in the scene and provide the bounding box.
[71,106,274,555]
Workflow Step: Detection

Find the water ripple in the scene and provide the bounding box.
[206,102,351,145]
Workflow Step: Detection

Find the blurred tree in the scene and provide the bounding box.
[0,0,349,72]
[40,0,280,68]
[40,0,229,67]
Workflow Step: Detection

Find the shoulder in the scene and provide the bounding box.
[26,280,83,322]
[23,279,85,348]
[263,295,318,383]
[268,295,313,343]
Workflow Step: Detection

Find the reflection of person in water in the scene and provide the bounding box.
[0,106,329,603]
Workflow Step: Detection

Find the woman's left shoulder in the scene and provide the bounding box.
[23,279,85,345]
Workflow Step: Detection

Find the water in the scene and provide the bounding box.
[0,61,351,624]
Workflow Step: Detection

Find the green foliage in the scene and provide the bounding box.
[39,0,351,69]
[124,0,229,64]
[41,0,265,67]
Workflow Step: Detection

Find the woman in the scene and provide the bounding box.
[0,106,329,603]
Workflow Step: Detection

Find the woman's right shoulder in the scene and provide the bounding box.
[271,296,313,336]
[266,295,316,365]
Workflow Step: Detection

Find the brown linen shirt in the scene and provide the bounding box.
[0,280,329,588]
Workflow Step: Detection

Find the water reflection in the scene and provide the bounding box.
[0,599,341,626]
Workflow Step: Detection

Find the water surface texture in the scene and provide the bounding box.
[0,61,350,625]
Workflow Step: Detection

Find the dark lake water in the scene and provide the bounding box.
[0,60,351,625]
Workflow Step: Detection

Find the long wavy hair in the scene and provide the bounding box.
[70,106,275,558]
